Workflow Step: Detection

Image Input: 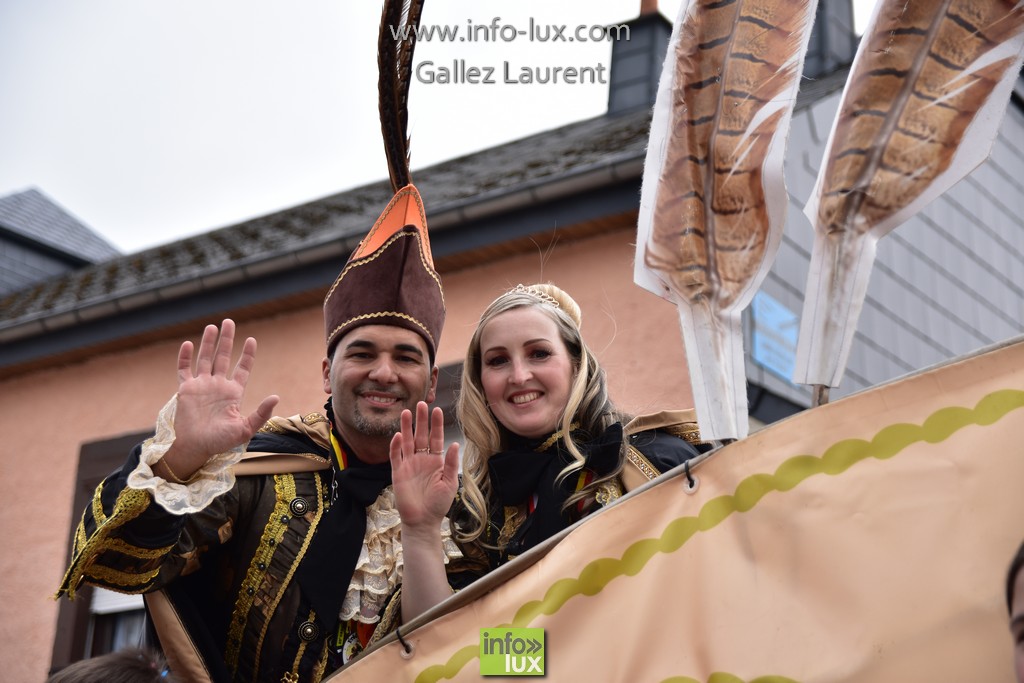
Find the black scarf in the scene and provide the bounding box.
[295,401,392,633]
[487,422,623,557]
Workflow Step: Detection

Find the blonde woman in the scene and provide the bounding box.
[392,284,708,621]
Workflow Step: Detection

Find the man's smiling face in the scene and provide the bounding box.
[323,324,437,462]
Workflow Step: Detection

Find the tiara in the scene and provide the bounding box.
[510,283,560,309]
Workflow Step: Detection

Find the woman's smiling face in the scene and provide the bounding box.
[479,306,575,440]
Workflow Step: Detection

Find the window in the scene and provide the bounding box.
[86,589,146,657]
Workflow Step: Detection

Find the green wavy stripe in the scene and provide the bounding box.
[661,676,799,683]
[413,389,1024,683]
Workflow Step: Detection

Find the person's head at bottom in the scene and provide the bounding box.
[48,648,176,683]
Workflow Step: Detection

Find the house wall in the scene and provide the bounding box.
[9,55,1024,683]
[0,223,693,682]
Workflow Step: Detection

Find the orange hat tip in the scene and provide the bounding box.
[352,184,429,260]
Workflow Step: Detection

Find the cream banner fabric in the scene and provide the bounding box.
[331,339,1024,683]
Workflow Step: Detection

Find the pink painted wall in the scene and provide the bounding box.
[0,227,693,681]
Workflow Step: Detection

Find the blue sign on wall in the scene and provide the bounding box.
[751,291,799,382]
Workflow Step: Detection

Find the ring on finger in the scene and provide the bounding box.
[414,447,430,454]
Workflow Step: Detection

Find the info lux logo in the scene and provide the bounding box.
[479,627,545,676]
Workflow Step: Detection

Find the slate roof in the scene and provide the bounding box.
[0,108,656,329]
[0,67,849,360]
[0,188,120,264]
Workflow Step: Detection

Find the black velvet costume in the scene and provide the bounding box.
[57,407,403,683]
[447,414,710,587]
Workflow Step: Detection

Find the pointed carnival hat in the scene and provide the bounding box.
[323,184,444,359]
[323,0,443,360]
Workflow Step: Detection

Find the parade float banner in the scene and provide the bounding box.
[331,337,1024,682]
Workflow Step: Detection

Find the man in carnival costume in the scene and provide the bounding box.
[56,3,455,680]
[55,181,455,683]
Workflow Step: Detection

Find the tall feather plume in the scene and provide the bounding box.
[636,0,818,440]
[378,0,425,191]
[794,0,1024,399]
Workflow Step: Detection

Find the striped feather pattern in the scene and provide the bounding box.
[645,0,815,310]
[816,0,1024,236]
[378,0,425,191]
[636,0,817,439]
[794,0,1024,392]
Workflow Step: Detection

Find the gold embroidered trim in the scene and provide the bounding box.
[626,446,660,481]
[326,311,436,351]
[92,480,109,526]
[301,412,329,426]
[369,587,402,647]
[497,505,527,551]
[535,423,581,452]
[338,229,414,281]
[358,187,428,263]
[312,637,330,682]
[227,473,298,675]
[259,421,286,435]
[83,563,161,590]
[259,413,329,435]
[74,519,87,556]
[325,228,443,307]
[101,537,175,560]
[241,452,333,466]
[594,481,622,505]
[286,608,317,683]
[253,472,327,682]
[57,486,152,600]
[662,423,703,444]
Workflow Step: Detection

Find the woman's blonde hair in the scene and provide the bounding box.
[456,283,622,544]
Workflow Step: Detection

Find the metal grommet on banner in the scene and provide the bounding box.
[683,460,699,494]
[396,626,414,658]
